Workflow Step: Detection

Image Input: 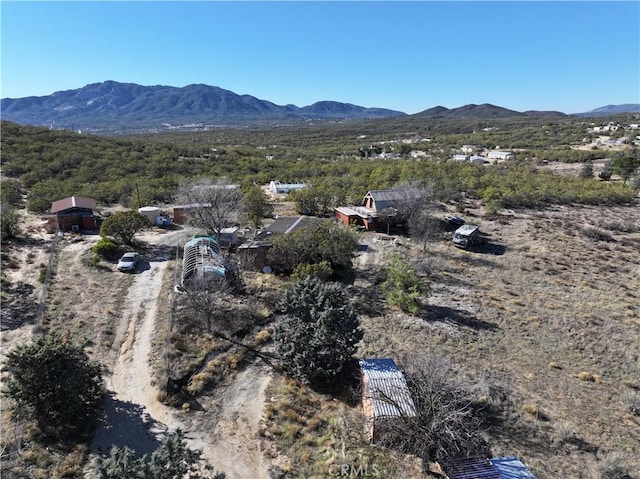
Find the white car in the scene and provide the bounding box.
[117,252,140,272]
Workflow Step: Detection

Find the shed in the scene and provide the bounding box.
[359,358,416,443]
[219,227,239,246]
[50,196,97,232]
[172,203,211,225]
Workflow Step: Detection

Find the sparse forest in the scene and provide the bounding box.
[1,112,639,479]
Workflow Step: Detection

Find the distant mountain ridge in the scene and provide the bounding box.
[1,80,637,132]
[414,103,567,119]
[0,81,405,132]
[574,104,640,117]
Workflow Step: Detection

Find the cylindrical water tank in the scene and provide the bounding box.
[138,206,161,224]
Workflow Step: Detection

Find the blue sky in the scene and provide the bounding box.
[1,1,639,114]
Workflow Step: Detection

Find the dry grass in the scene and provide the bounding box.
[354,204,640,478]
[261,375,422,478]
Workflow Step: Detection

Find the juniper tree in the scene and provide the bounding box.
[274,277,363,384]
[2,335,104,440]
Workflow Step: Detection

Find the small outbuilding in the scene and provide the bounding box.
[181,235,227,286]
[50,196,98,232]
[359,358,416,443]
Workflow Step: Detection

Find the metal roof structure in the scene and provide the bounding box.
[441,457,502,479]
[360,358,416,418]
[50,196,97,213]
[181,236,226,285]
[363,189,421,212]
[490,457,537,479]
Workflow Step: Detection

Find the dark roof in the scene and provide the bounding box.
[363,188,421,211]
[442,457,502,479]
[262,216,310,235]
[50,196,97,213]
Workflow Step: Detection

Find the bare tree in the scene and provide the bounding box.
[408,209,446,251]
[175,276,274,366]
[176,178,243,239]
[375,355,489,464]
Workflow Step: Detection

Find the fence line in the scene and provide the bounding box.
[33,230,59,336]
[164,244,180,383]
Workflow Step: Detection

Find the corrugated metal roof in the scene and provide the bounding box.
[50,196,97,213]
[442,457,502,479]
[490,457,537,479]
[360,358,416,418]
[363,189,421,212]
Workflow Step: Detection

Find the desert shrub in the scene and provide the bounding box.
[273,277,362,384]
[581,227,613,243]
[378,355,489,463]
[596,219,638,233]
[291,261,333,281]
[95,429,225,479]
[2,335,104,440]
[382,254,428,314]
[598,452,632,479]
[93,237,120,259]
[621,390,640,415]
[0,206,20,240]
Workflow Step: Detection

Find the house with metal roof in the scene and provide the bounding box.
[335,188,422,231]
[50,196,98,232]
[359,358,416,443]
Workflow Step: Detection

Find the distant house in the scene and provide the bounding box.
[359,358,416,443]
[461,144,481,154]
[50,196,97,232]
[488,150,515,161]
[453,154,470,162]
[268,180,307,194]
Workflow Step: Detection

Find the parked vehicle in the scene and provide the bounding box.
[445,215,465,227]
[117,252,140,272]
[452,224,481,249]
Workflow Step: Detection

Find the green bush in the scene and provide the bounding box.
[382,254,428,314]
[291,261,333,281]
[93,237,119,259]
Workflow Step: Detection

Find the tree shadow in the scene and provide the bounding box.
[139,243,178,263]
[468,240,507,256]
[91,393,165,456]
[422,305,499,332]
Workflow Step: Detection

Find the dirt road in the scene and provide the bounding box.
[90,228,270,478]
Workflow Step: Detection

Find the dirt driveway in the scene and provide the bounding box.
[89,228,271,478]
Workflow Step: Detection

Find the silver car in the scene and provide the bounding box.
[117,252,140,272]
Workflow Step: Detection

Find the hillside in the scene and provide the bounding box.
[0,81,406,133]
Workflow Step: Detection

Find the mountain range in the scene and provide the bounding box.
[1,81,638,133]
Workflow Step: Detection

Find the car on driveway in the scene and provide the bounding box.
[117,252,140,272]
